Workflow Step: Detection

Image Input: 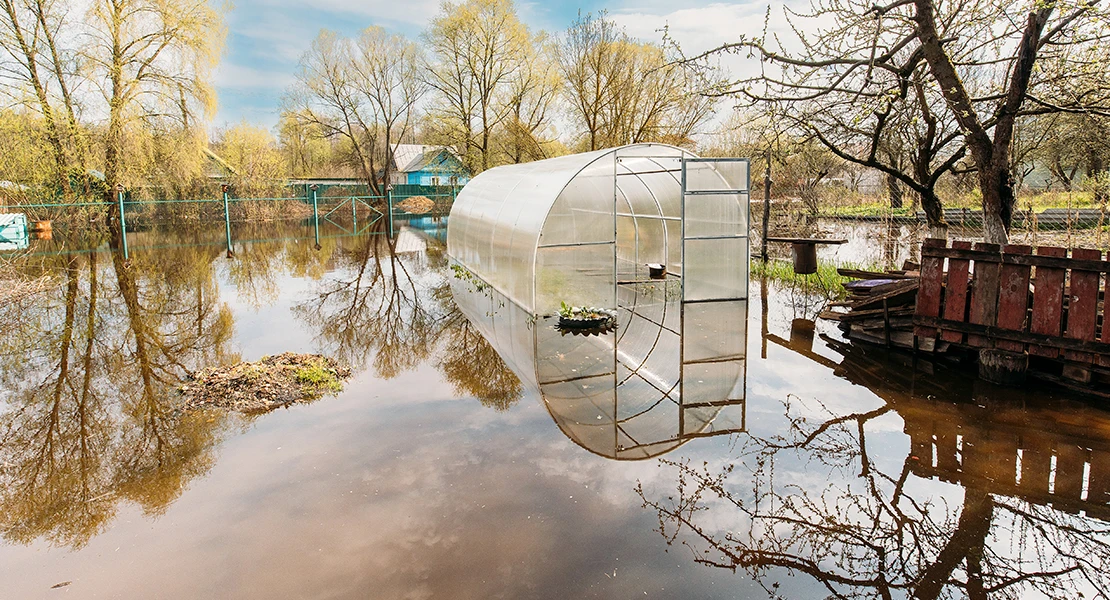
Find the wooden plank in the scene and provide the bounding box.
[913,315,1110,355]
[1102,267,1110,368]
[967,242,1002,348]
[940,240,973,344]
[996,244,1033,352]
[915,238,946,338]
[1029,246,1067,358]
[837,268,915,280]
[921,246,1110,272]
[849,280,919,311]
[1065,248,1103,363]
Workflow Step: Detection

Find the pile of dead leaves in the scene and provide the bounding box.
[395,195,436,214]
[179,353,352,414]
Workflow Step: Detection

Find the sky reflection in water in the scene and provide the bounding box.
[1,220,1109,599]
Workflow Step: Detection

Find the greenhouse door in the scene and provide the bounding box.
[677,158,750,439]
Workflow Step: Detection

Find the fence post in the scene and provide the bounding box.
[761,148,772,262]
[386,184,394,238]
[116,184,129,259]
[311,184,321,250]
[222,184,233,257]
[351,196,357,230]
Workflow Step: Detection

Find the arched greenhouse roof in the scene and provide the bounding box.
[447,143,705,314]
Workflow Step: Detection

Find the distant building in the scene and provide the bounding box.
[388,145,470,187]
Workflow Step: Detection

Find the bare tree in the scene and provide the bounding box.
[687,0,1110,243]
[558,11,717,151]
[0,0,88,194]
[286,27,425,196]
[423,0,530,173]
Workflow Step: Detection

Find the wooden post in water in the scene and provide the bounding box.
[761,148,772,262]
[116,184,129,259]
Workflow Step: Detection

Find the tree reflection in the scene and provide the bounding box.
[638,354,1110,599]
[0,230,236,548]
[294,226,523,409]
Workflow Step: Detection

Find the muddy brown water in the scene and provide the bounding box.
[1,219,1109,599]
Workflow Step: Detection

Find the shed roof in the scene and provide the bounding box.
[392,145,463,173]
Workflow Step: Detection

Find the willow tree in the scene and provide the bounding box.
[84,0,224,209]
[498,31,562,164]
[0,0,88,195]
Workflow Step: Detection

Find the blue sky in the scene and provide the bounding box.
[210,0,769,130]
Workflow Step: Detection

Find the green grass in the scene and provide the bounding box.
[751,258,886,298]
[819,190,1104,217]
[294,362,343,395]
[822,202,916,217]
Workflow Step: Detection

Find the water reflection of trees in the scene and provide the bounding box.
[638,361,1110,598]
[293,229,522,409]
[0,230,236,548]
[0,223,527,548]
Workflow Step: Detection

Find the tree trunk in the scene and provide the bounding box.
[920,189,948,239]
[1088,154,1107,205]
[980,167,1014,244]
[887,173,904,209]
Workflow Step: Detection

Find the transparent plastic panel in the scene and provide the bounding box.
[636,169,682,219]
[683,238,749,302]
[540,157,615,246]
[681,361,746,406]
[535,243,616,316]
[666,221,682,275]
[682,300,749,362]
[685,160,749,193]
[684,192,748,238]
[535,330,615,385]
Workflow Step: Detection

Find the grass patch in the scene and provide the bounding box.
[751,258,886,298]
[294,361,343,395]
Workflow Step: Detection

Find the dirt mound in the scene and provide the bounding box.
[395,196,436,214]
[179,353,352,414]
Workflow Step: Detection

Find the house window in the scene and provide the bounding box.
[431,176,440,186]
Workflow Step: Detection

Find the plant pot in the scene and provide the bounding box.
[558,314,614,329]
[647,263,666,279]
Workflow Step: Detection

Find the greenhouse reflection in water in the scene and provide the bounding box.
[451,273,747,460]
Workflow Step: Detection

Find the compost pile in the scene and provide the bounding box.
[396,195,435,214]
[179,353,351,414]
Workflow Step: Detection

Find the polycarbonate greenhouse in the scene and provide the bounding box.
[447,144,750,315]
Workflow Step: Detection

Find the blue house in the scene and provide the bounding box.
[389,145,470,187]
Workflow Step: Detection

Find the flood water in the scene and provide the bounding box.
[2,219,1109,599]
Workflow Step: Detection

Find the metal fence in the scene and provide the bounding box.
[1,185,457,258]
